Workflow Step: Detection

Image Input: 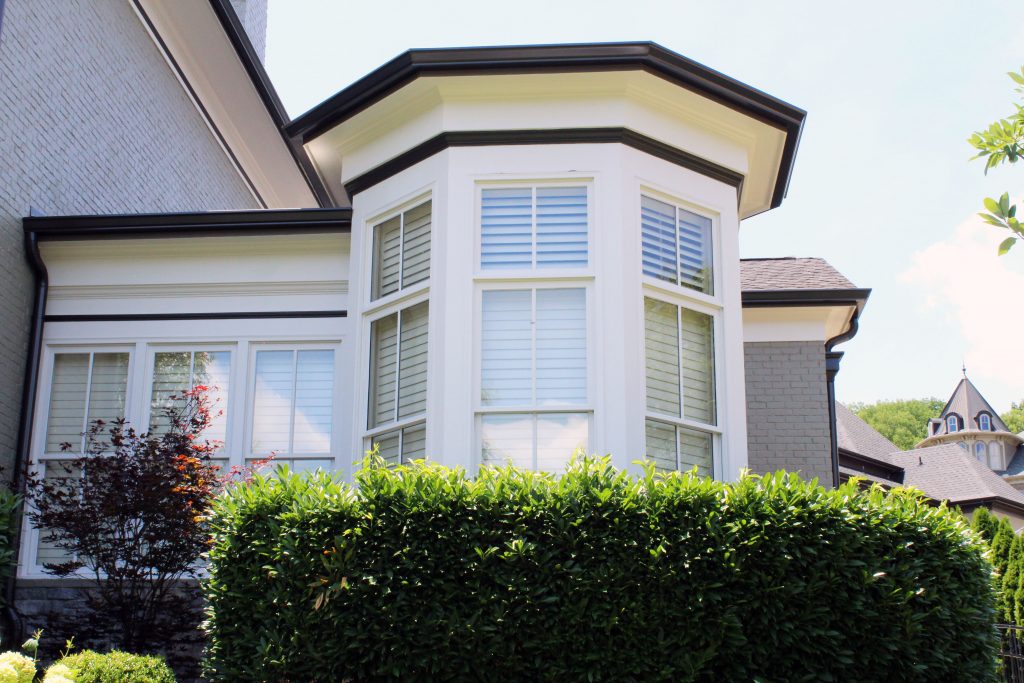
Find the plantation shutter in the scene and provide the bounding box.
[86,353,130,429]
[401,201,431,289]
[644,298,681,417]
[481,188,532,269]
[150,351,230,445]
[369,314,399,428]
[641,196,677,284]
[678,426,712,477]
[292,350,335,454]
[373,422,427,466]
[36,461,82,567]
[678,208,712,294]
[535,412,588,472]
[150,352,191,436]
[481,290,532,406]
[535,288,587,406]
[680,308,715,425]
[397,301,429,419]
[480,413,533,468]
[252,351,294,454]
[645,419,677,472]
[45,354,90,453]
[536,186,588,268]
[372,216,402,300]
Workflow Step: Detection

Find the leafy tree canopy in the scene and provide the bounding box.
[1002,400,1024,435]
[847,398,945,451]
[969,66,1024,255]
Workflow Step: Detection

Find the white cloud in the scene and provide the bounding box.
[901,212,1024,388]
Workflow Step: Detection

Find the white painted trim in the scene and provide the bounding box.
[50,281,348,301]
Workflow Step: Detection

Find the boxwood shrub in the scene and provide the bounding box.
[51,650,176,682]
[203,458,997,682]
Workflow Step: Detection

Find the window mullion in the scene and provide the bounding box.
[398,210,406,289]
[673,205,681,287]
[676,305,684,420]
[287,351,298,457]
[393,309,403,424]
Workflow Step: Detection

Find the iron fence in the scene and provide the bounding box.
[1000,624,1024,682]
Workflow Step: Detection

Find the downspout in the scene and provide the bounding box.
[3,222,48,645]
[824,309,861,488]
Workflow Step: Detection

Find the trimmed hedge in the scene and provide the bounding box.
[204,458,997,682]
[52,650,176,682]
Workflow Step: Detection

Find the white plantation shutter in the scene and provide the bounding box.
[680,308,715,425]
[641,196,677,284]
[644,298,681,417]
[401,201,431,289]
[645,419,713,476]
[252,349,335,455]
[150,351,230,446]
[481,290,532,407]
[45,352,129,453]
[481,188,532,269]
[678,426,712,476]
[369,314,399,428]
[480,413,533,468]
[36,461,81,567]
[678,209,712,295]
[535,412,588,472]
[481,413,588,472]
[373,422,427,466]
[397,302,429,419]
[535,289,586,406]
[644,419,677,472]
[536,187,588,268]
[292,350,335,454]
[372,215,402,300]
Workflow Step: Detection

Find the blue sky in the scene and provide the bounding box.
[264,0,1024,411]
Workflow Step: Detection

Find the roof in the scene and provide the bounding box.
[892,444,1024,508]
[934,377,1011,435]
[284,42,805,211]
[1000,445,1024,476]
[740,257,857,291]
[835,403,898,462]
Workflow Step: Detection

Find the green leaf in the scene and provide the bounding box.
[999,237,1016,255]
[1000,192,1011,215]
[984,197,1001,214]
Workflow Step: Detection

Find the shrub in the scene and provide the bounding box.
[204,458,998,682]
[52,650,175,683]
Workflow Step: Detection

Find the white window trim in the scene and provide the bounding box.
[473,179,595,280]
[947,415,959,433]
[979,414,991,431]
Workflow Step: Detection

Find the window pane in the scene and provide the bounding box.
[678,208,713,294]
[401,201,431,289]
[397,302,429,419]
[680,308,715,426]
[402,422,427,461]
[150,351,230,447]
[536,186,587,268]
[678,426,713,477]
[641,196,677,283]
[372,215,402,300]
[373,430,401,467]
[252,350,294,454]
[150,352,191,436]
[293,350,334,454]
[86,353,129,430]
[194,351,231,446]
[481,290,532,406]
[644,298,681,417]
[36,461,82,567]
[645,419,677,472]
[536,289,587,406]
[536,413,588,472]
[481,413,533,468]
[481,188,532,269]
[45,354,90,453]
[368,314,399,428]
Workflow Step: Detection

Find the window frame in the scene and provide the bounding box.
[979,413,992,431]
[638,187,723,479]
[365,192,432,311]
[947,415,960,433]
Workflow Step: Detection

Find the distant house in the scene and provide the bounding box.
[837,398,1024,529]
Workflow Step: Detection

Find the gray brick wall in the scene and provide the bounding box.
[0,0,258,475]
[744,341,833,485]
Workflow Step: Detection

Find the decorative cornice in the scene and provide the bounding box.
[49,280,348,301]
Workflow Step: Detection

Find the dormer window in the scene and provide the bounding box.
[947,415,959,433]
[979,413,991,431]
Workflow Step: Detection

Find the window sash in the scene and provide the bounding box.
[644,418,714,477]
[371,200,432,301]
[641,194,713,296]
[368,301,429,429]
[480,412,589,472]
[643,297,716,427]
[369,421,427,466]
[251,349,335,457]
[45,352,130,454]
[149,350,231,449]
[481,185,589,270]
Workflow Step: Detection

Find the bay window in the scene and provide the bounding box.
[481,185,588,269]
[372,200,431,300]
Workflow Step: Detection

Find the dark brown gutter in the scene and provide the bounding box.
[823,297,868,488]
[285,42,805,209]
[741,288,872,308]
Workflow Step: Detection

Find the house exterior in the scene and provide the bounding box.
[1,0,869,651]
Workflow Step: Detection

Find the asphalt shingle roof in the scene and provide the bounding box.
[836,403,898,463]
[739,257,857,291]
[935,377,1011,435]
[891,444,1024,506]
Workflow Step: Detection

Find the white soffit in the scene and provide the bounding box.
[306,71,787,218]
[134,0,317,208]
[742,305,856,344]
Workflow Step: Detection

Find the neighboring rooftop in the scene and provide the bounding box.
[835,403,898,462]
[739,257,857,291]
[934,376,1011,435]
[892,444,1024,507]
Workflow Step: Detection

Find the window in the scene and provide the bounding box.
[367,301,429,465]
[643,297,716,476]
[251,349,335,468]
[947,415,959,433]
[975,441,986,461]
[990,441,1003,469]
[45,352,130,454]
[371,200,431,300]
[479,288,588,470]
[480,185,588,270]
[149,350,230,447]
[979,413,992,431]
[641,195,713,295]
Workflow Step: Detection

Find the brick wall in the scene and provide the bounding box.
[0,0,259,475]
[743,341,834,485]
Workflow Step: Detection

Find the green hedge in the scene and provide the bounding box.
[204,458,998,682]
[51,650,175,683]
